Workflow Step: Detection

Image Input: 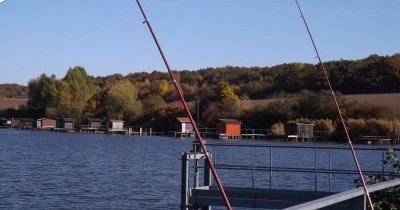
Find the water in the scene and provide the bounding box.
[0,129,192,209]
[1,129,399,209]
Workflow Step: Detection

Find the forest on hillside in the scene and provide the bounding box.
[0,54,399,135]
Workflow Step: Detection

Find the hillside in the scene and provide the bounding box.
[0,84,28,98]
[245,93,400,118]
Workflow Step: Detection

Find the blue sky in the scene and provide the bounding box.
[0,0,399,85]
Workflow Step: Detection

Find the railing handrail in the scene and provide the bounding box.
[206,142,400,152]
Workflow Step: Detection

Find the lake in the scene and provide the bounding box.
[0,129,398,209]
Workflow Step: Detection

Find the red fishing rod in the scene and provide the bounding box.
[294,0,374,209]
[135,1,233,209]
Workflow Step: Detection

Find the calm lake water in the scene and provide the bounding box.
[0,129,398,209]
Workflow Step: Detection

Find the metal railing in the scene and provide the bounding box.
[206,143,400,192]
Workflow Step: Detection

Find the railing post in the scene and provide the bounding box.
[269,146,272,189]
[181,152,190,210]
[252,146,255,189]
[329,148,332,192]
[202,153,212,210]
[314,148,317,191]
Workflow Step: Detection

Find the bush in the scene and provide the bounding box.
[347,118,400,137]
[270,122,284,136]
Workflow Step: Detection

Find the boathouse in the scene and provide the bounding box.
[81,118,102,131]
[14,118,34,129]
[35,118,56,129]
[217,119,241,140]
[0,117,11,128]
[56,118,75,131]
[106,119,125,131]
[175,117,194,137]
[284,122,314,141]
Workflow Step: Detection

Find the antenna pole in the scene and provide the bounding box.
[135,1,232,209]
[294,0,374,209]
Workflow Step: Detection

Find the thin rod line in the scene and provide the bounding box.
[135,1,232,209]
[294,0,374,209]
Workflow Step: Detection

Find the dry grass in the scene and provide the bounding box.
[347,118,400,136]
[0,98,29,110]
[343,93,400,118]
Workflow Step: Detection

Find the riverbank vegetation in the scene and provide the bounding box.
[0,53,399,140]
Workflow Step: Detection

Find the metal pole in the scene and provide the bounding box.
[252,146,255,189]
[329,148,332,192]
[314,148,317,191]
[269,146,272,189]
[181,153,190,210]
[135,1,232,209]
[294,1,374,208]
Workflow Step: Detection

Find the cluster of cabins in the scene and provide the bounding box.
[0,117,126,134]
[175,117,316,141]
[1,116,319,141]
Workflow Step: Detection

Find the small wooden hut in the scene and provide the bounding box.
[0,117,9,128]
[35,118,56,129]
[284,123,314,142]
[217,119,241,140]
[82,118,102,131]
[175,117,194,137]
[56,118,75,131]
[106,120,125,131]
[18,118,34,129]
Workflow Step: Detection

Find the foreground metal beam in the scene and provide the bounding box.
[190,186,333,209]
[284,178,400,210]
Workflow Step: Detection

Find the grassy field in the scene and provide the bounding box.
[0,98,29,110]
[343,93,400,118]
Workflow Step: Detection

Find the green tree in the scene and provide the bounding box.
[28,74,58,111]
[63,66,95,120]
[104,80,143,123]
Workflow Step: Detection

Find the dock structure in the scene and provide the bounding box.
[358,135,400,145]
[284,123,314,142]
[181,143,400,209]
[241,128,268,140]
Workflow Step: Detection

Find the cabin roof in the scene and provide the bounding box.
[109,119,125,123]
[176,117,191,123]
[37,118,55,121]
[85,118,101,122]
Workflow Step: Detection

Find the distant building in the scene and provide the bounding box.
[56,118,75,131]
[15,118,34,129]
[35,118,56,129]
[106,120,125,131]
[0,117,11,128]
[174,117,194,138]
[82,118,102,130]
[284,123,314,142]
[217,119,241,140]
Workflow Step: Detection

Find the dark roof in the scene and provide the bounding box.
[85,118,101,122]
[219,119,241,124]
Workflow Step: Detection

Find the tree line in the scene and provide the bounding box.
[0,53,399,132]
